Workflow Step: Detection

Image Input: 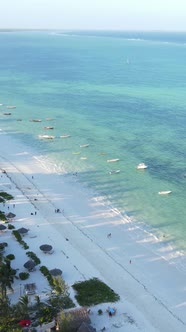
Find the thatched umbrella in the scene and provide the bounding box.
[40,244,53,253]
[24,260,36,271]
[6,212,16,219]
[17,227,29,235]
[0,224,7,231]
[49,268,62,276]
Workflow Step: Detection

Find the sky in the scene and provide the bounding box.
[1,0,186,31]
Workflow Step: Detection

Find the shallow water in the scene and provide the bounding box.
[0,30,185,252]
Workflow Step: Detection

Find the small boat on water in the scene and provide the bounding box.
[136,163,148,169]
[44,126,54,130]
[109,170,120,175]
[80,157,87,160]
[46,118,54,121]
[60,135,71,138]
[107,158,120,163]
[30,119,42,122]
[0,104,3,106]
[80,144,89,148]
[158,191,172,195]
[38,135,55,139]
[72,152,81,155]
[6,105,16,109]
[3,112,11,115]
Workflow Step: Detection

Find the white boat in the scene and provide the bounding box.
[107,158,120,163]
[30,119,42,122]
[72,152,81,155]
[136,163,148,169]
[60,135,71,138]
[109,170,120,175]
[158,191,172,195]
[80,144,89,148]
[44,126,54,130]
[38,135,55,139]
[80,157,87,160]
[46,118,54,121]
[6,105,16,109]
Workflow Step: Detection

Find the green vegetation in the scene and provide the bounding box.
[0,211,7,221]
[0,298,22,332]
[0,192,14,201]
[7,224,15,230]
[72,277,120,306]
[0,259,16,299]
[26,251,41,265]
[12,230,29,250]
[19,272,29,280]
[0,242,8,251]
[40,265,54,287]
[5,254,15,261]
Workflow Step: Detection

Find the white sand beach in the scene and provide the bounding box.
[0,129,186,332]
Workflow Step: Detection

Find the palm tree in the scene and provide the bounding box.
[52,276,69,296]
[0,260,16,299]
[0,298,22,331]
[18,295,29,317]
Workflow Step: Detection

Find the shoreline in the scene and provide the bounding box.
[0,130,186,331]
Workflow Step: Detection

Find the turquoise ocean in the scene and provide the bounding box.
[0,30,185,252]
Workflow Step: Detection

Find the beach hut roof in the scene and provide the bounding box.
[24,260,36,270]
[49,268,62,276]
[6,212,16,219]
[77,322,96,332]
[40,244,53,252]
[17,227,29,234]
[63,307,91,330]
[0,224,7,231]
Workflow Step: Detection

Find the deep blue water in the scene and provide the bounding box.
[0,30,185,252]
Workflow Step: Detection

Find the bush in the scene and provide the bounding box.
[0,211,7,221]
[26,251,41,265]
[19,272,29,280]
[72,278,120,306]
[8,224,15,230]
[40,266,50,276]
[98,309,103,315]
[5,254,15,261]
[0,192,14,200]
[12,230,29,250]
[0,242,8,250]
[12,230,22,242]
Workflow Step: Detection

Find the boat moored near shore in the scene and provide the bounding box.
[60,135,71,138]
[80,144,89,148]
[30,119,42,122]
[136,163,148,169]
[158,191,172,195]
[109,170,120,175]
[44,126,54,130]
[107,158,120,163]
[38,135,55,139]
[6,105,16,109]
